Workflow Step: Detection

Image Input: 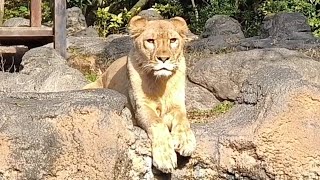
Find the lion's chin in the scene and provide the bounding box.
[153,69,173,77]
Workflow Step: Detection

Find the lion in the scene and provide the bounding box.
[83,16,196,173]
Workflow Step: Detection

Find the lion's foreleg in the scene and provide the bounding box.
[135,105,177,173]
[170,106,196,156]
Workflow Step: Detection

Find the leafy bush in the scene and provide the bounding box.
[95,6,132,36]
[259,0,320,37]
[4,0,52,23]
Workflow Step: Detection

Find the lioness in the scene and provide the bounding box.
[83,16,196,173]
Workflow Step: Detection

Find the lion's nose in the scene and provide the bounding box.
[156,56,170,62]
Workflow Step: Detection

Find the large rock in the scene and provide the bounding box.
[186,80,220,111]
[180,67,320,179]
[239,12,320,50]
[73,26,99,37]
[0,65,319,179]
[189,48,320,100]
[262,12,313,40]
[67,7,87,36]
[201,15,244,39]
[0,47,87,93]
[187,15,244,53]
[0,90,148,179]
[138,9,163,20]
[2,17,29,27]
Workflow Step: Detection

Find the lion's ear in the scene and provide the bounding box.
[170,17,189,37]
[129,16,148,37]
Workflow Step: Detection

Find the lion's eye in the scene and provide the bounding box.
[146,39,155,44]
[170,38,177,43]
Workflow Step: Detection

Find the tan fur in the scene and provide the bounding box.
[83,16,196,173]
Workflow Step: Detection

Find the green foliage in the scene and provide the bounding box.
[152,2,184,18]
[212,101,235,114]
[4,0,52,23]
[67,0,93,9]
[259,0,320,37]
[95,6,133,37]
[85,72,98,82]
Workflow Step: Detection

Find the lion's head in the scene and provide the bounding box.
[128,16,189,77]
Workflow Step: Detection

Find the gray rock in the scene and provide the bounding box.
[238,13,320,51]
[0,47,87,93]
[0,89,144,179]
[201,15,244,39]
[44,35,132,62]
[186,35,240,53]
[189,48,320,100]
[67,7,87,36]
[1,63,320,179]
[186,80,220,111]
[2,17,29,27]
[176,67,320,179]
[186,15,244,53]
[138,9,163,20]
[103,35,133,60]
[262,12,313,40]
[73,26,99,37]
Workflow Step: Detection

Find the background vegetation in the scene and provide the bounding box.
[2,0,320,37]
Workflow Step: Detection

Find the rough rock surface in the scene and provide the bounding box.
[189,48,320,100]
[67,7,87,36]
[138,9,163,20]
[0,89,146,179]
[239,12,320,50]
[186,81,219,111]
[201,15,244,39]
[187,15,244,53]
[2,17,30,27]
[73,26,99,37]
[0,47,87,92]
[262,12,313,40]
[0,66,320,179]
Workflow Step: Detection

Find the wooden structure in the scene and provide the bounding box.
[0,0,66,58]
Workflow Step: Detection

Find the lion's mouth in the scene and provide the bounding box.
[157,68,171,71]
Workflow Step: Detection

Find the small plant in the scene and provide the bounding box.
[85,72,98,82]
[188,101,235,123]
[95,6,132,37]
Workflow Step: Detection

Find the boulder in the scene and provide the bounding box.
[201,15,244,39]
[178,66,320,179]
[239,12,320,51]
[0,47,87,93]
[0,90,147,179]
[67,7,87,36]
[73,26,99,37]
[138,9,163,20]
[2,17,29,27]
[0,65,319,179]
[189,48,320,100]
[187,15,244,53]
[186,81,220,111]
[262,12,313,40]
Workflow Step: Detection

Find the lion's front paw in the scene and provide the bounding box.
[171,124,196,156]
[151,124,177,173]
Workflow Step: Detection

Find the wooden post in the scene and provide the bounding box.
[0,0,4,26]
[30,0,42,27]
[54,0,67,58]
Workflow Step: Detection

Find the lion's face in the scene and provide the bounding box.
[129,16,189,77]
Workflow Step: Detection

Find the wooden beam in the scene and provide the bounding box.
[0,27,53,37]
[0,46,28,54]
[31,0,42,27]
[0,0,4,26]
[54,0,67,58]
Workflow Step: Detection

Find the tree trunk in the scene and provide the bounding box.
[0,0,4,26]
[129,0,149,16]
